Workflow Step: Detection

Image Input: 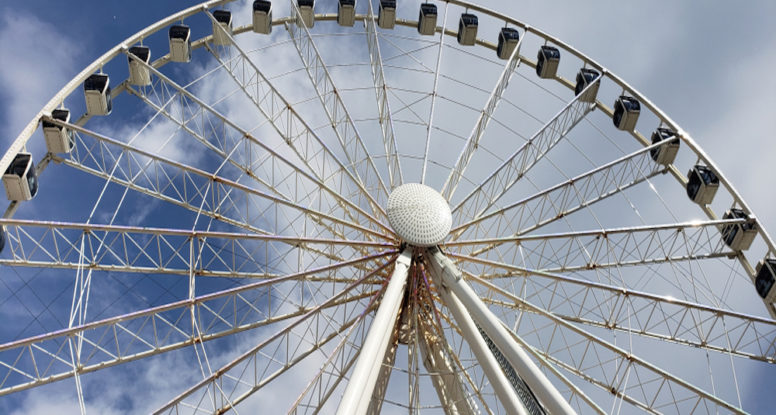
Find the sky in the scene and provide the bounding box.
[1,0,775,413]
[2,0,775,230]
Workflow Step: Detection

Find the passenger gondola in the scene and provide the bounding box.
[169,24,192,62]
[3,153,38,201]
[378,0,396,29]
[253,1,272,34]
[212,10,233,45]
[338,0,355,27]
[721,209,757,251]
[497,27,519,60]
[296,0,315,28]
[650,128,680,165]
[457,13,478,46]
[418,3,437,36]
[755,259,776,301]
[83,73,112,115]
[127,45,151,86]
[536,45,560,79]
[686,165,719,205]
[42,108,74,154]
[613,96,640,131]
[574,68,599,103]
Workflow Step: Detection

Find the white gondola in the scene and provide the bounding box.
[457,13,478,46]
[42,109,74,154]
[721,208,757,251]
[574,68,599,103]
[378,0,396,29]
[686,165,719,205]
[127,45,151,86]
[613,95,640,131]
[252,0,272,34]
[212,10,233,46]
[417,3,437,36]
[496,27,519,59]
[296,0,315,28]
[536,45,560,79]
[756,259,776,301]
[3,153,38,201]
[83,73,112,116]
[338,0,355,27]
[650,127,680,165]
[169,24,192,62]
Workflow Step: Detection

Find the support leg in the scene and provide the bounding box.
[427,247,576,415]
[338,248,412,414]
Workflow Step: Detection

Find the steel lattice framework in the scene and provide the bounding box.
[1,1,774,414]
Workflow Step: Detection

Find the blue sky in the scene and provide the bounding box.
[1,1,775,413]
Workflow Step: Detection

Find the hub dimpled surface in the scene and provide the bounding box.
[387,183,452,247]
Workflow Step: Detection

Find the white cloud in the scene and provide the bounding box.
[0,9,80,156]
[4,1,776,413]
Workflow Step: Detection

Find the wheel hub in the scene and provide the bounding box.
[386,183,452,247]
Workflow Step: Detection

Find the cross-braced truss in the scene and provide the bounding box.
[0,1,773,414]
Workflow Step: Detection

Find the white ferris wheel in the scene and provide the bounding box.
[1,1,775,413]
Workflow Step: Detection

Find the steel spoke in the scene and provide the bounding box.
[124,46,391,237]
[442,24,525,200]
[447,219,741,273]
[451,75,601,221]
[420,2,448,185]
[364,4,403,188]
[0,252,392,396]
[451,140,672,248]
[196,15,390,227]
[286,5,390,208]
[55,121,389,246]
[153,256,395,415]
[471,273,749,414]
[454,255,776,363]
[0,219,393,278]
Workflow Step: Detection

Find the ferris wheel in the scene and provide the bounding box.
[1,0,775,413]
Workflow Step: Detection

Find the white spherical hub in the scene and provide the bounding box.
[387,183,452,247]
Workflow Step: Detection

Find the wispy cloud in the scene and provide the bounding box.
[0,9,80,155]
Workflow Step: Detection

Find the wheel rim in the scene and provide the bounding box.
[1,1,774,413]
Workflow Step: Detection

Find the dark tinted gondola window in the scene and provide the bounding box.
[253,0,271,12]
[170,25,190,40]
[42,109,68,129]
[84,74,108,91]
[213,10,232,24]
[420,3,437,15]
[26,164,38,198]
[105,85,113,113]
[500,27,519,40]
[575,69,599,94]
[0,226,6,254]
[613,108,623,126]
[686,180,700,199]
[756,261,776,298]
[700,168,717,185]
[461,13,477,25]
[7,154,30,177]
[541,45,560,59]
[128,46,150,62]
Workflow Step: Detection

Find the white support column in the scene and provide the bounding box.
[427,254,528,415]
[428,247,577,415]
[417,317,477,415]
[337,248,412,415]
